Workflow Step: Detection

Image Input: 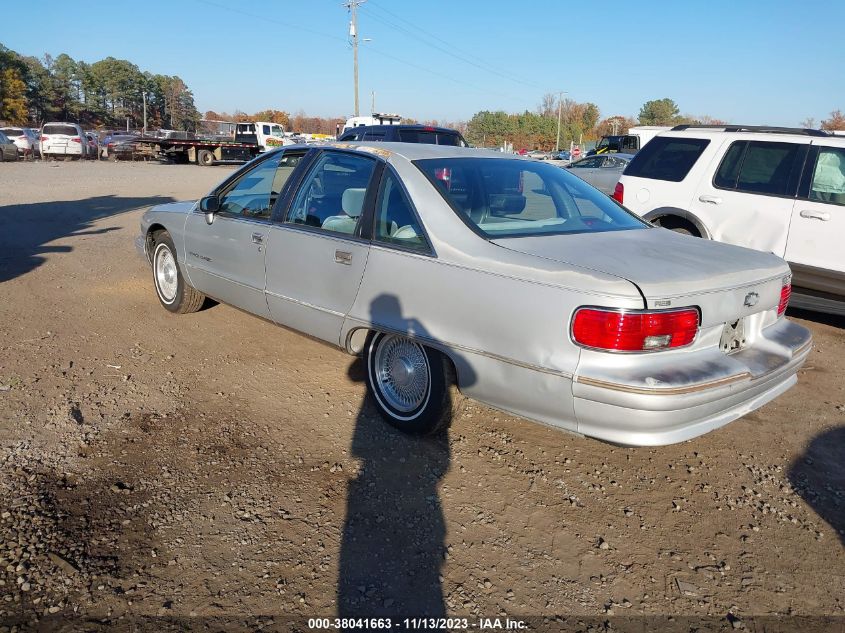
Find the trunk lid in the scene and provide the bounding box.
[493,227,789,327]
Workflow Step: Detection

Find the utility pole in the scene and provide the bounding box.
[555,91,566,152]
[142,91,147,135]
[371,90,375,114]
[344,0,366,117]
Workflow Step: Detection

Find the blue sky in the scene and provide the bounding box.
[3,0,843,126]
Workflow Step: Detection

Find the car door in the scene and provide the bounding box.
[265,149,380,344]
[183,151,296,318]
[687,138,809,255]
[784,144,845,294]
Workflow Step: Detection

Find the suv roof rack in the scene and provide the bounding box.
[670,124,830,137]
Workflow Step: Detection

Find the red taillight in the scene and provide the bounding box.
[572,307,699,352]
[777,279,791,317]
[70,137,81,143]
[40,135,48,141]
[612,182,624,204]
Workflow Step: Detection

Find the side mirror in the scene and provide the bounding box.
[200,195,219,225]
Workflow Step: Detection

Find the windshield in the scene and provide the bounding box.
[415,157,648,238]
[270,125,283,136]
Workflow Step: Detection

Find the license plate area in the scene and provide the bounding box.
[720,318,746,354]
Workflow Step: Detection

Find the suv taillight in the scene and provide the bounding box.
[40,135,48,141]
[777,278,791,317]
[70,137,81,143]
[572,307,699,352]
[612,182,624,204]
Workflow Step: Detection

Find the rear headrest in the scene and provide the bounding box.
[489,193,526,215]
[342,188,366,218]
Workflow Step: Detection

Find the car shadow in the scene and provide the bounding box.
[786,307,845,330]
[337,294,476,619]
[0,195,175,283]
[787,426,845,547]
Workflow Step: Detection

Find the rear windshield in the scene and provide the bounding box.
[43,124,78,136]
[0,128,24,137]
[624,136,710,182]
[415,157,648,238]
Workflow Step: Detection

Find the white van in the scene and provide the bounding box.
[40,122,87,159]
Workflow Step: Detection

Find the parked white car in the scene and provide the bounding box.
[0,127,40,158]
[39,122,87,160]
[616,125,845,314]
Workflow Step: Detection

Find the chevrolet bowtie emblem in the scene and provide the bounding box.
[744,292,759,307]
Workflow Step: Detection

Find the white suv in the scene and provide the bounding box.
[616,125,845,314]
[40,122,88,160]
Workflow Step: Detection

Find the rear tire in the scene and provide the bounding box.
[365,332,458,436]
[197,150,214,167]
[151,232,205,314]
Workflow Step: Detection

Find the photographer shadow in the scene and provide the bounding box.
[337,294,475,619]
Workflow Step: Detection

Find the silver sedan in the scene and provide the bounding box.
[565,153,634,194]
[136,143,811,445]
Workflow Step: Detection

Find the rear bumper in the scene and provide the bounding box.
[572,318,812,445]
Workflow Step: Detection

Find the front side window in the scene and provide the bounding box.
[416,157,648,238]
[714,140,803,196]
[809,147,845,205]
[218,152,302,219]
[374,170,430,252]
[624,136,710,182]
[286,151,377,234]
[262,124,271,135]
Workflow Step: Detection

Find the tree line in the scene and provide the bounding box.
[0,43,200,131]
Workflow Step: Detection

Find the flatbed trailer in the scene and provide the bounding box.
[133,136,262,166]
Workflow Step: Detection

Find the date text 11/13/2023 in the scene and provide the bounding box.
[307,617,527,630]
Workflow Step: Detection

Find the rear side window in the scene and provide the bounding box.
[43,124,78,136]
[362,130,386,141]
[398,129,437,144]
[808,147,845,205]
[714,140,804,196]
[373,170,430,252]
[624,136,710,182]
[436,132,463,146]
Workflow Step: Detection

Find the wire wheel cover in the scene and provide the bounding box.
[373,335,430,413]
[155,246,178,303]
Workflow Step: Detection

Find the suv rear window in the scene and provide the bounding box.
[624,136,710,182]
[713,140,804,196]
[0,128,23,137]
[43,124,78,136]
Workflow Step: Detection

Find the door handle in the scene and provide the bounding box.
[251,232,265,244]
[335,250,352,265]
[698,195,722,204]
[799,210,830,221]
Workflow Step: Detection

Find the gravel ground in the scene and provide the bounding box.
[0,160,843,631]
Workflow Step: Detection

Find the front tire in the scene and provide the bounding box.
[365,332,456,435]
[152,232,205,314]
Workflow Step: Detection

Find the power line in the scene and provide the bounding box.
[364,0,546,91]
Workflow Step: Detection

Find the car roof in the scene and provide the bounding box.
[348,124,462,134]
[658,127,845,146]
[313,141,513,161]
